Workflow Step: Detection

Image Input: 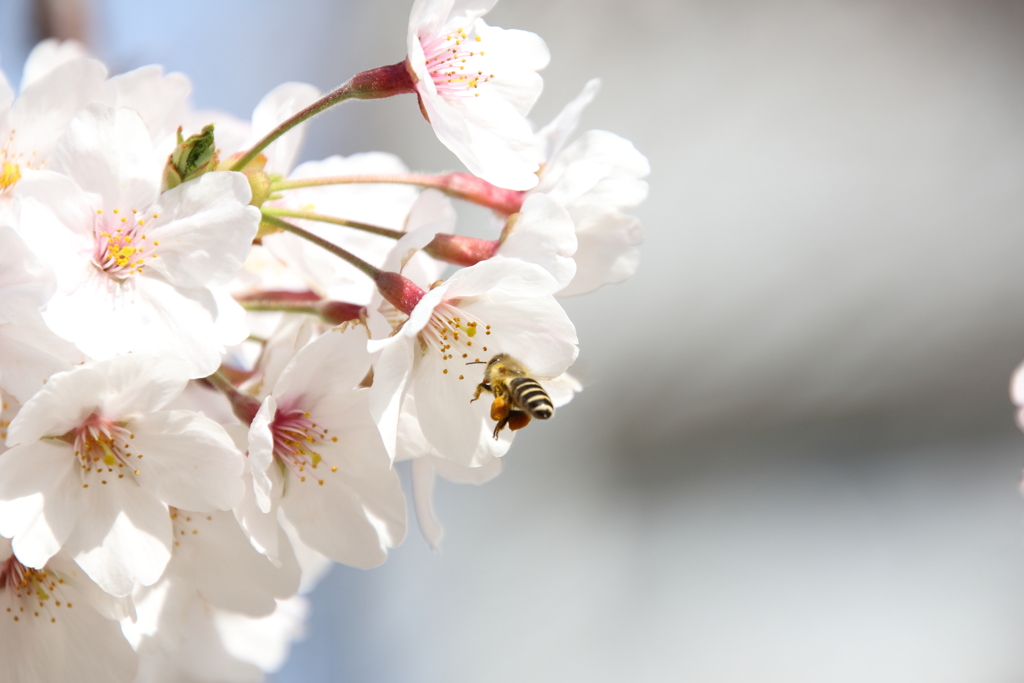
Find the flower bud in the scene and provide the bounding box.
[162,124,219,191]
[375,271,425,315]
[424,233,499,267]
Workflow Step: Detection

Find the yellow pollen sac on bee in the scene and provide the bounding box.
[0,161,21,189]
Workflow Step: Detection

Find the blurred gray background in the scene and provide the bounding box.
[3,0,1024,680]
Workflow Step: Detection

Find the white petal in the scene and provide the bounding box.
[558,211,643,297]
[535,77,601,161]
[272,323,373,413]
[9,58,107,158]
[498,193,578,288]
[175,510,300,617]
[92,353,191,417]
[0,315,83,405]
[0,441,78,567]
[51,103,159,212]
[247,396,278,513]
[130,410,244,512]
[410,456,443,551]
[145,172,259,288]
[0,224,56,317]
[7,365,105,446]
[101,65,191,144]
[64,479,172,596]
[367,336,414,461]
[20,38,90,88]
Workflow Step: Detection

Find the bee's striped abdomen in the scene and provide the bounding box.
[509,377,553,419]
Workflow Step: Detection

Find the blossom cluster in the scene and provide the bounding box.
[0,1,648,680]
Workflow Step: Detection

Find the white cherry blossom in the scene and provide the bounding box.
[0,538,137,683]
[369,256,578,465]
[13,103,259,377]
[0,354,245,596]
[407,0,549,190]
[0,54,107,213]
[245,324,406,568]
[530,79,649,296]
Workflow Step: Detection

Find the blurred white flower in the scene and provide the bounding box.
[13,104,259,377]
[0,355,245,596]
[127,589,308,683]
[406,0,549,190]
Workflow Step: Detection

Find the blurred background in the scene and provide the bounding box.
[3,0,1024,680]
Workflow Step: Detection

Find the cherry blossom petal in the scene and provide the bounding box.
[63,476,173,596]
[0,316,83,405]
[0,440,78,567]
[559,211,643,297]
[9,58,107,157]
[95,353,191,418]
[144,172,260,289]
[20,38,90,89]
[498,193,577,288]
[6,367,104,445]
[248,396,278,513]
[130,410,244,512]
[51,104,159,212]
[101,65,191,146]
[535,77,600,161]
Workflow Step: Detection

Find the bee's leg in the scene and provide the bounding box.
[507,411,531,432]
[471,382,492,403]
[492,415,510,439]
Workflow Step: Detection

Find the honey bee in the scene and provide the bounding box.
[470,354,554,439]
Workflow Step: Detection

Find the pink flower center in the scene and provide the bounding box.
[73,414,142,487]
[0,555,67,625]
[270,407,338,486]
[421,27,493,98]
[91,207,161,279]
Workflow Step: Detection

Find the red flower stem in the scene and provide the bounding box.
[259,213,425,314]
[271,172,526,215]
[230,61,415,173]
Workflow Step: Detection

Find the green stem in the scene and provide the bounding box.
[206,370,242,399]
[261,207,404,240]
[260,213,383,280]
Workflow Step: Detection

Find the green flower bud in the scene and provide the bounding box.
[162,124,219,192]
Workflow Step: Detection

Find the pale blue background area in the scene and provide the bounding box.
[4,1,1024,681]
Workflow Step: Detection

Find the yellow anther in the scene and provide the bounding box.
[0,161,21,190]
